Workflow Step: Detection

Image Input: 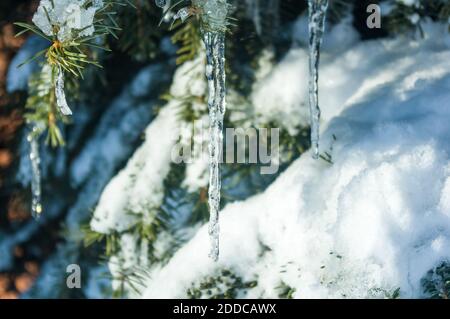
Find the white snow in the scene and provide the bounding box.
[181,115,210,192]
[90,57,206,234]
[32,0,101,42]
[89,58,208,293]
[252,49,309,135]
[138,21,450,298]
[90,100,180,234]
[20,61,174,297]
[253,15,360,136]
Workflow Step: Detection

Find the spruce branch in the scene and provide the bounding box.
[16,0,131,147]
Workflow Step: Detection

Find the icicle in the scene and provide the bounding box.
[203,31,226,262]
[55,67,73,116]
[246,0,262,36]
[189,0,229,261]
[28,127,42,219]
[245,0,280,39]
[307,0,328,159]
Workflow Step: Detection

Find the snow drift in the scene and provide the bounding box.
[137,22,450,298]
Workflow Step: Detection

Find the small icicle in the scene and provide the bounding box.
[28,127,42,219]
[203,31,226,262]
[55,67,73,116]
[246,0,262,36]
[245,0,280,39]
[308,0,328,159]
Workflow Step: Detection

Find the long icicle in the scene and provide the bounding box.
[203,31,226,262]
[308,0,328,159]
[28,126,42,219]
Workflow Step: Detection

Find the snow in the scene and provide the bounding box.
[90,100,180,234]
[138,21,450,298]
[9,1,450,299]
[86,56,212,293]
[70,64,170,188]
[252,49,309,135]
[21,60,174,297]
[253,15,360,137]
[90,57,206,235]
[32,0,101,42]
[181,115,210,192]
[64,64,173,240]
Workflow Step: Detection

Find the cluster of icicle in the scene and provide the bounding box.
[28,0,329,245]
[27,0,104,219]
[194,0,328,260]
[155,0,329,260]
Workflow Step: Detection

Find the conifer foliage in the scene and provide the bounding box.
[1,0,449,298]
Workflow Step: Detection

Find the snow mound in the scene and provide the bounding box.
[140,23,450,298]
[90,57,205,234]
